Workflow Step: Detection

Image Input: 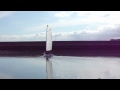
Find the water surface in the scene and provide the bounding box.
[0,54,120,79]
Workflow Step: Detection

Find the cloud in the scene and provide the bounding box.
[0,11,15,19]
[58,19,66,22]
[102,14,110,17]
[1,24,120,41]
[54,11,74,18]
[54,11,112,18]
[1,11,120,41]
[74,11,91,17]
[0,33,46,41]
[24,11,120,32]
[52,24,120,41]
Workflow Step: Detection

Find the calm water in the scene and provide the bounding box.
[0,51,120,79]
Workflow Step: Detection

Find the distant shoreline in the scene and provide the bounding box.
[0,50,120,57]
[0,41,120,50]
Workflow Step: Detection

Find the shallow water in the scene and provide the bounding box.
[0,54,120,79]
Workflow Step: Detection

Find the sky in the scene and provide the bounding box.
[0,11,120,41]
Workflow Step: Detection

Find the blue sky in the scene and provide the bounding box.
[0,11,120,41]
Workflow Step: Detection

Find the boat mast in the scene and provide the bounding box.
[46,25,48,52]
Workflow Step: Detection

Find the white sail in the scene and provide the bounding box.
[46,60,52,79]
[46,26,52,51]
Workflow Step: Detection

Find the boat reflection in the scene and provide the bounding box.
[46,58,52,79]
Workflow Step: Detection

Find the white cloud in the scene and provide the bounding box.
[54,11,74,18]
[52,23,120,41]
[0,33,46,41]
[55,11,114,18]
[0,11,15,19]
[58,19,66,22]
[1,11,120,41]
[74,11,91,17]
[24,11,120,32]
[1,24,120,41]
